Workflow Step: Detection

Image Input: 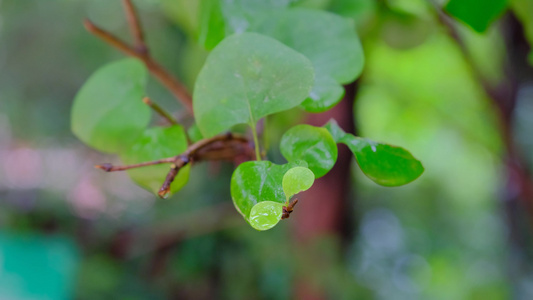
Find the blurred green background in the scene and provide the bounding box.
[0,0,530,299]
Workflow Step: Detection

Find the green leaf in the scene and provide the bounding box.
[120,125,190,195]
[301,74,346,113]
[381,10,435,50]
[252,9,364,112]
[282,166,315,201]
[325,120,424,186]
[323,119,347,143]
[249,201,284,231]
[220,0,292,34]
[291,0,332,9]
[280,124,338,178]
[231,161,302,219]
[71,58,150,153]
[187,123,204,143]
[198,0,226,50]
[160,0,201,38]
[445,0,508,33]
[329,0,376,23]
[193,32,315,137]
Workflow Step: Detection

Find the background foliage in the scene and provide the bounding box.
[1,0,531,299]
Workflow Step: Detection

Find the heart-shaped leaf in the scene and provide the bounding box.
[120,125,190,195]
[231,160,305,219]
[249,201,284,231]
[71,58,150,153]
[282,166,315,201]
[325,120,424,186]
[252,9,364,112]
[280,124,338,178]
[193,32,315,138]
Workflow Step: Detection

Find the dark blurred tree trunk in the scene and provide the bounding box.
[497,13,533,279]
[292,82,358,300]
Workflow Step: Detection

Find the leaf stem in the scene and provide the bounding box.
[250,121,261,161]
[142,97,179,125]
[95,158,176,172]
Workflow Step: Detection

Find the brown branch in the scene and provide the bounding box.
[83,18,193,114]
[95,133,254,198]
[84,20,138,57]
[95,158,176,172]
[158,156,189,198]
[282,198,298,220]
[122,0,147,54]
[143,97,178,125]
[157,133,251,198]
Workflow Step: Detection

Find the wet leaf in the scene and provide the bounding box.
[325,120,424,186]
[280,124,338,178]
[249,201,284,231]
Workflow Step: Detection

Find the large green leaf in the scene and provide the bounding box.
[162,0,291,44]
[120,125,190,195]
[71,58,150,153]
[231,161,304,220]
[252,9,364,112]
[445,0,508,33]
[193,32,315,138]
[280,124,338,178]
[219,0,292,33]
[325,120,424,186]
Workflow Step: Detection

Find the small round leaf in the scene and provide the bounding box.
[280,124,338,178]
[282,167,315,200]
[249,201,284,231]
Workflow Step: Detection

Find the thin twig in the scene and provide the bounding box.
[95,157,176,172]
[158,156,189,198]
[143,97,178,125]
[83,19,193,113]
[121,0,147,54]
[95,132,253,197]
